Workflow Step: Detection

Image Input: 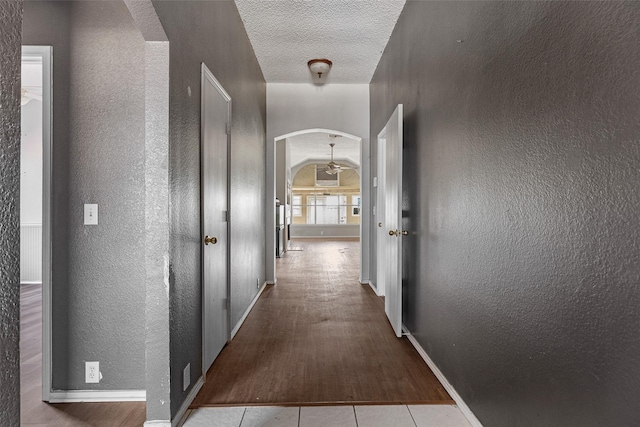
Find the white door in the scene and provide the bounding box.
[382,104,403,337]
[376,132,387,297]
[201,64,230,373]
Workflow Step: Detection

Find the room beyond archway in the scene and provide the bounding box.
[267,128,371,286]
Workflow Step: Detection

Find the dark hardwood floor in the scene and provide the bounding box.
[20,283,146,426]
[191,238,453,407]
[19,238,452,424]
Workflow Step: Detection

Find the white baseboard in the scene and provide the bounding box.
[20,281,43,285]
[143,422,171,427]
[230,281,268,339]
[48,389,146,403]
[403,327,483,427]
[365,280,381,296]
[172,375,204,427]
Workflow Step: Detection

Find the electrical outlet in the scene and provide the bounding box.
[183,363,190,391]
[85,361,100,383]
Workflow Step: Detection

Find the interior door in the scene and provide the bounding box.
[383,104,403,337]
[201,64,230,373]
[376,132,387,297]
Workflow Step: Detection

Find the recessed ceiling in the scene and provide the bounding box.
[288,132,360,170]
[234,0,406,84]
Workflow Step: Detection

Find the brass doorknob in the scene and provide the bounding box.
[389,230,398,236]
[402,230,409,236]
[204,235,217,245]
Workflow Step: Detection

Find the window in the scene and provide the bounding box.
[351,195,361,216]
[307,194,346,224]
[292,195,302,217]
[292,192,358,225]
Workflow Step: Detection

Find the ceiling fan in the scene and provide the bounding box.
[318,142,353,175]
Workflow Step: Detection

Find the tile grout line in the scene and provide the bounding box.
[407,404,419,427]
[353,405,359,427]
[237,407,247,427]
[297,406,301,427]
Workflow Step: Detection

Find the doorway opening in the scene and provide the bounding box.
[277,131,362,288]
[20,46,52,406]
[269,128,369,284]
[376,104,404,337]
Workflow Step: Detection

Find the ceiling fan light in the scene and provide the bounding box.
[307,59,332,79]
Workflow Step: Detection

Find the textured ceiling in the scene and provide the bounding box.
[234,0,406,83]
[288,132,360,169]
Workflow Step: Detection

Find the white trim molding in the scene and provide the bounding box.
[172,375,204,427]
[403,327,483,427]
[21,45,53,403]
[20,224,43,283]
[364,280,380,296]
[231,281,268,339]
[48,389,146,403]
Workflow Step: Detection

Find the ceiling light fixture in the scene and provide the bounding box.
[307,58,332,79]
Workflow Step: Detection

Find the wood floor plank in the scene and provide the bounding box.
[192,239,453,407]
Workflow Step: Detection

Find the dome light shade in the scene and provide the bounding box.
[307,59,332,79]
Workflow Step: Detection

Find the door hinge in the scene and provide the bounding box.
[225,123,231,135]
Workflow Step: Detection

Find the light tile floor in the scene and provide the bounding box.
[183,405,471,427]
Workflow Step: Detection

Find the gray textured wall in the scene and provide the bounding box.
[152,0,266,417]
[142,41,171,422]
[0,1,22,424]
[370,2,640,426]
[23,1,146,390]
[122,0,172,420]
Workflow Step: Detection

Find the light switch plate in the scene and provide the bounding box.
[84,204,98,225]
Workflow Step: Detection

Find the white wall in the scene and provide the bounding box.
[267,83,369,144]
[266,83,370,283]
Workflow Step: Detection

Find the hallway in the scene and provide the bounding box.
[192,239,452,406]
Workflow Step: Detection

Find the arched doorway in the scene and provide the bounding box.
[266,128,370,285]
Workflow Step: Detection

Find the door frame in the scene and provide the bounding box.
[376,126,387,297]
[376,104,403,337]
[267,129,370,285]
[200,63,232,377]
[22,45,53,402]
